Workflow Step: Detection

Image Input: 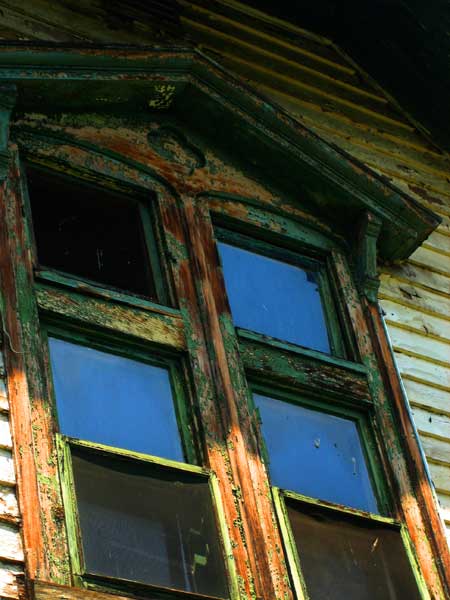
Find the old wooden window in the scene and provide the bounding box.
[213,221,427,599]
[21,163,232,600]
[26,165,165,301]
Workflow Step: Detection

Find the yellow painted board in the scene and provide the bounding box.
[413,406,450,440]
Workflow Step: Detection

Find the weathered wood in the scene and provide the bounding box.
[394,353,449,390]
[36,285,186,351]
[0,561,24,599]
[380,276,450,318]
[333,250,450,598]
[421,436,450,467]
[159,189,293,599]
[410,246,450,277]
[0,379,9,412]
[388,325,450,366]
[413,408,450,441]
[382,299,450,343]
[0,485,19,521]
[404,378,450,416]
[33,580,134,600]
[428,462,450,495]
[0,414,12,450]
[0,522,23,563]
[240,340,371,404]
[0,450,15,487]
[380,263,450,297]
[0,153,69,582]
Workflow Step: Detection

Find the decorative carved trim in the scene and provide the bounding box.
[354,211,382,303]
[0,84,17,180]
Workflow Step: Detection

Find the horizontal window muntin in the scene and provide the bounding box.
[37,284,186,353]
[35,268,180,316]
[58,436,230,600]
[249,383,387,515]
[215,227,346,358]
[45,325,196,465]
[273,490,424,600]
[25,162,170,305]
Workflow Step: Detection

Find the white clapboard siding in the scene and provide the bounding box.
[404,378,450,416]
[380,275,450,318]
[0,522,22,563]
[412,407,450,441]
[0,561,23,599]
[409,246,450,276]
[0,448,15,488]
[387,325,450,366]
[394,352,450,389]
[382,299,450,342]
[0,486,19,522]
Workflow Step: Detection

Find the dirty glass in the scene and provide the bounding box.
[49,337,184,462]
[217,241,330,353]
[27,165,157,298]
[72,447,228,598]
[254,393,378,512]
[286,500,422,600]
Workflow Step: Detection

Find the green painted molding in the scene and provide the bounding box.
[0,43,440,260]
[0,83,17,179]
[354,211,382,303]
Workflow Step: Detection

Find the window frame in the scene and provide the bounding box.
[215,226,346,358]
[0,104,446,599]
[57,434,235,600]
[23,160,173,308]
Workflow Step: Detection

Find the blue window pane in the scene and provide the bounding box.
[217,242,330,353]
[254,393,378,513]
[49,338,184,461]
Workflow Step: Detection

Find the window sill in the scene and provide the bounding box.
[33,579,229,600]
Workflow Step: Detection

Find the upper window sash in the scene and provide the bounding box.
[215,227,347,359]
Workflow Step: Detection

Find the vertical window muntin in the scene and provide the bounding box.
[23,161,172,308]
[215,227,346,359]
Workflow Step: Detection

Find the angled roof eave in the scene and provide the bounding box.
[0,43,440,261]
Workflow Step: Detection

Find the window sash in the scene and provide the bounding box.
[57,435,237,600]
[272,488,428,600]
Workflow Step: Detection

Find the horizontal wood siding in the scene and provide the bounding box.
[0,345,23,599]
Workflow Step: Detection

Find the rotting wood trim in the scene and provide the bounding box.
[0,43,441,260]
[365,301,450,595]
[239,338,371,406]
[0,151,69,583]
[332,249,449,599]
[354,211,382,303]
[36,285,186,351]
[186,196,293,599]
[33,580,134,600]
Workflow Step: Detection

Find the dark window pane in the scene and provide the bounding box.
[49,338,184,461]
[286,500,422,600]
[255,393,378,512]
[27,166,157,298]
[72,447,228,598]
[218,241,330,352]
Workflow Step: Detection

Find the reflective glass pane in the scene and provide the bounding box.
[287,500,422,600]
[255,393,378,512]
[72,447,228,598]
[218,241,330,352]
[27,166,157,298]
[49,337,183,461]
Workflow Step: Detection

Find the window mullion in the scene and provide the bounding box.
[163,192,294,600]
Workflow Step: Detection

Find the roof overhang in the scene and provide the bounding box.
[0,43,440,261]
